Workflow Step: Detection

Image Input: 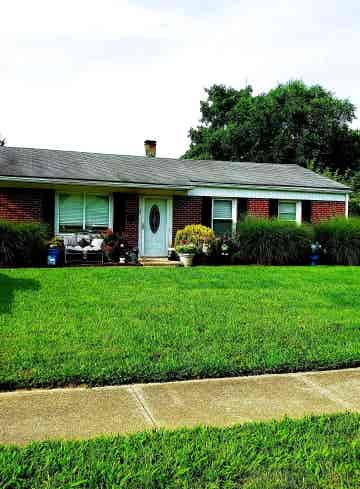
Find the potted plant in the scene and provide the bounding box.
[175,241,197,267]
[174,225,215,266]
[47,237,64,266]
[101,229,128,263]
[310,241,322,265]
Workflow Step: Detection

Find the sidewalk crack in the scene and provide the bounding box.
[129,385,158,428]
[300,375,354,411]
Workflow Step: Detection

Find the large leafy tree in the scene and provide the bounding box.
[183,81,360,173]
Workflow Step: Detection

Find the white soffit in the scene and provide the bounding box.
[188,186,347,202]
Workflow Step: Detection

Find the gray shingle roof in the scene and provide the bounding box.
[0,146,349,191]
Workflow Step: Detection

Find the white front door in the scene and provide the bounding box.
[143,198,168,256]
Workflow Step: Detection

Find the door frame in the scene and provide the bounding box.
[138,195,173,257]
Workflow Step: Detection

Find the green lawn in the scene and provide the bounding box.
[1,413,359,488]
[0,266,359,390]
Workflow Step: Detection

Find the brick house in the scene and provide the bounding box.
[0,142,350,257]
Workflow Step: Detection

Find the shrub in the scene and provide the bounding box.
[314,217,360,265]
[0,221,48,267]
[205,236,240,265]
[174,225,215,249]
[101,230,129,262]
[234,218,313,265]
[175,243,197,254]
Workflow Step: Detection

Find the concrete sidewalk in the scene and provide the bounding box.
[1,368,359,445]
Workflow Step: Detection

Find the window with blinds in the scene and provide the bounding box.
[58,193,110,232]
[278,201,297,222]
[85,195,109,228]
[59,194,83,231]
[212,199,234,236]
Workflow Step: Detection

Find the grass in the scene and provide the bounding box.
[1,413,359,488]
[0,266,359,390]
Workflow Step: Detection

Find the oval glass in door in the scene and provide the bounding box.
[149,205,160,233]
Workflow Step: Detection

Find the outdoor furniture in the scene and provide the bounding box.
[63,234,104,265]
[62,233,138,265]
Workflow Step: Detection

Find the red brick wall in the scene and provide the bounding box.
[247,198,269,218]
[311,201,346,223]
[113,193,139,247]
[172,196,204,242]
[0,188,52,223]
[124,194,139,248]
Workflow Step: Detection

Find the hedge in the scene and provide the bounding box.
[234,218,313,265]
[0,221,48,267]
[314,217,360,265]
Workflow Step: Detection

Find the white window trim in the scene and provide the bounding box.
[55,191,113,235]
[211,198,238,234]
[278,200,302,224]
[345,193,349,218]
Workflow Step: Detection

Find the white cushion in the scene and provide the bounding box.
[90,238,103,250]
[67,245,83,251]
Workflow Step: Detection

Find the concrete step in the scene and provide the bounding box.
[139,257,181,267]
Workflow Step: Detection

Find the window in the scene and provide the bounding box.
[212,199,235,235]
[278,201,297,222]
[58,193,111,232]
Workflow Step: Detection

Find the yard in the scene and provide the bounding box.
[0,266,359,390]
[1,413,359,488]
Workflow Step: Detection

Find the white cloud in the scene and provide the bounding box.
[1,0,359,158]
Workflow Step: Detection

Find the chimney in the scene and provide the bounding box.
[144,140,157,157]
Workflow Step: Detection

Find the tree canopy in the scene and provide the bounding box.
[183,81,360,174]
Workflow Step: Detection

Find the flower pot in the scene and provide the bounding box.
[310,254,319,266]
[47,247,62,266]
[179,253,195,267]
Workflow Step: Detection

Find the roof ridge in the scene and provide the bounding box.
[3,145,183,162]
[3,146,303,167]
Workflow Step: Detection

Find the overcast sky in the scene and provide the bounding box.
[2,0,359,158]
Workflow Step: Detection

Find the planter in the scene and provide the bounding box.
[179,253,195,267]
[310,254,320,266]
[47,247,62,266]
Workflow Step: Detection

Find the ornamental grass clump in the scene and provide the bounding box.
[0,221,48,266]
[235,217,313,265]
[314,217,360,265]
[174,224,215,249]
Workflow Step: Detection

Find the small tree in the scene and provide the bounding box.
[0,133,6,146]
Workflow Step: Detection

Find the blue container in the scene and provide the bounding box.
[47,247,61,266]
[310,254,319,266]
